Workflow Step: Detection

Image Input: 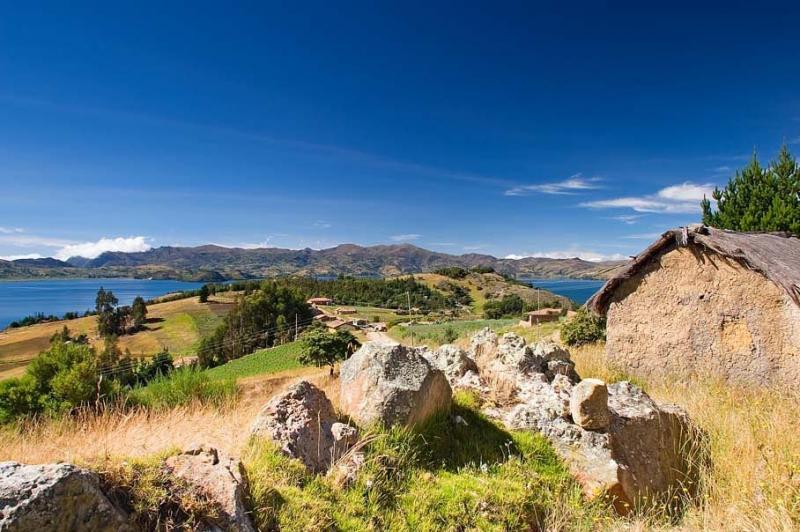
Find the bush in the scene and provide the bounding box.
[0,377,42,424]
[127,368,237,409]
[560,308,606,346]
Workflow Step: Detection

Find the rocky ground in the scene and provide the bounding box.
[0,330,704,530]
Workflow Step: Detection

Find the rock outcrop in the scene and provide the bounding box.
[465,328,701,512]
[423,344,482,390]
[251,381,356,473]
[0,462,133,532]
[339,342,452,427]
[164,445,254,532]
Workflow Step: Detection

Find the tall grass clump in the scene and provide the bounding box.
[127,367,237,409]
[571,341,800,530]
[94,451,226,530]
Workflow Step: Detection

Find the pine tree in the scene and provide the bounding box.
[702,144,800,234]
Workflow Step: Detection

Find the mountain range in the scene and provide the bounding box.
[0,244,627,281]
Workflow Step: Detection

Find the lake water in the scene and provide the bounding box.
[519,278,606,305]
[0,278,205,329]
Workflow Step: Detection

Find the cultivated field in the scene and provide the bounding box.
[0,295,233,380]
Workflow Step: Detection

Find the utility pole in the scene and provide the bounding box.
[407,291,414,347]
[294,313,298,342]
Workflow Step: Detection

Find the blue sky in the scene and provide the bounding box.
[1,2,800,262]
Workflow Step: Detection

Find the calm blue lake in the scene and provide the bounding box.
[519,278,605,305]
[0,278,205,329]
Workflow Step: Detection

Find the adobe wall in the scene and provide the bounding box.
[605,246,800,388]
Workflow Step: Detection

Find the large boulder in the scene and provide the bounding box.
[164,445,254,532]
[340,342,452,427]
[0,462,133,532]
[251,381,355,473]
[606,382,701,505]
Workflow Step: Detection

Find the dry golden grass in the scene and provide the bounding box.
[0,366,329,464]
[572,342,800,531]
[0,296,233,380]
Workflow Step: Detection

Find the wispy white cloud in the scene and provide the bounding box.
[313,220,332,229]
[505,174,602,196]
[54,236,151,260]
[581,181,715,214]
[0,227,23,234]
[504,249,627,262]
[390,234,421,242]
[611,214,643,225]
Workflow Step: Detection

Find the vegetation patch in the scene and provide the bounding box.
[203,342,305,381]
[241,391,607,530]
[128,368,237,409]
[95,451,226,531]
[390,319,516,347]
[560,308,606,346]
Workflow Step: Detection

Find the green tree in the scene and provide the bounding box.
[96,288,125,337]
[299,329,360,375]
[199,284,210,303]
[131,296,148,330]
[702,145,800,234]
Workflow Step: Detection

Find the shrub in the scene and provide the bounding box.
[560,308,606,346]
[0,377,42,424]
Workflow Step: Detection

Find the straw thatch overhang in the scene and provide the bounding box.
[587,225,800,315]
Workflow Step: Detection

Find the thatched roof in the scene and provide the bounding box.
[587,225,800,315]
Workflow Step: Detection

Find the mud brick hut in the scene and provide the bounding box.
[587,225,800,387]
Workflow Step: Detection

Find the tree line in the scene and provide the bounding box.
[702,144,800,234]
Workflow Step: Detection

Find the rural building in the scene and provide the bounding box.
[587,225,800,388]
[313,313,336,322]
[337,308,357,315]
[307,297,333,306]
[519,308,563,328]
[371,322,388,332]
[325,319,356,331]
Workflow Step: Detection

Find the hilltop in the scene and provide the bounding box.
[0,243,625,281]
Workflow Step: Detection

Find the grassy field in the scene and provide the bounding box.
[204,342,305,381]
[328,304,408,322]
[0,296,232,380]
[389,318,517,347]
